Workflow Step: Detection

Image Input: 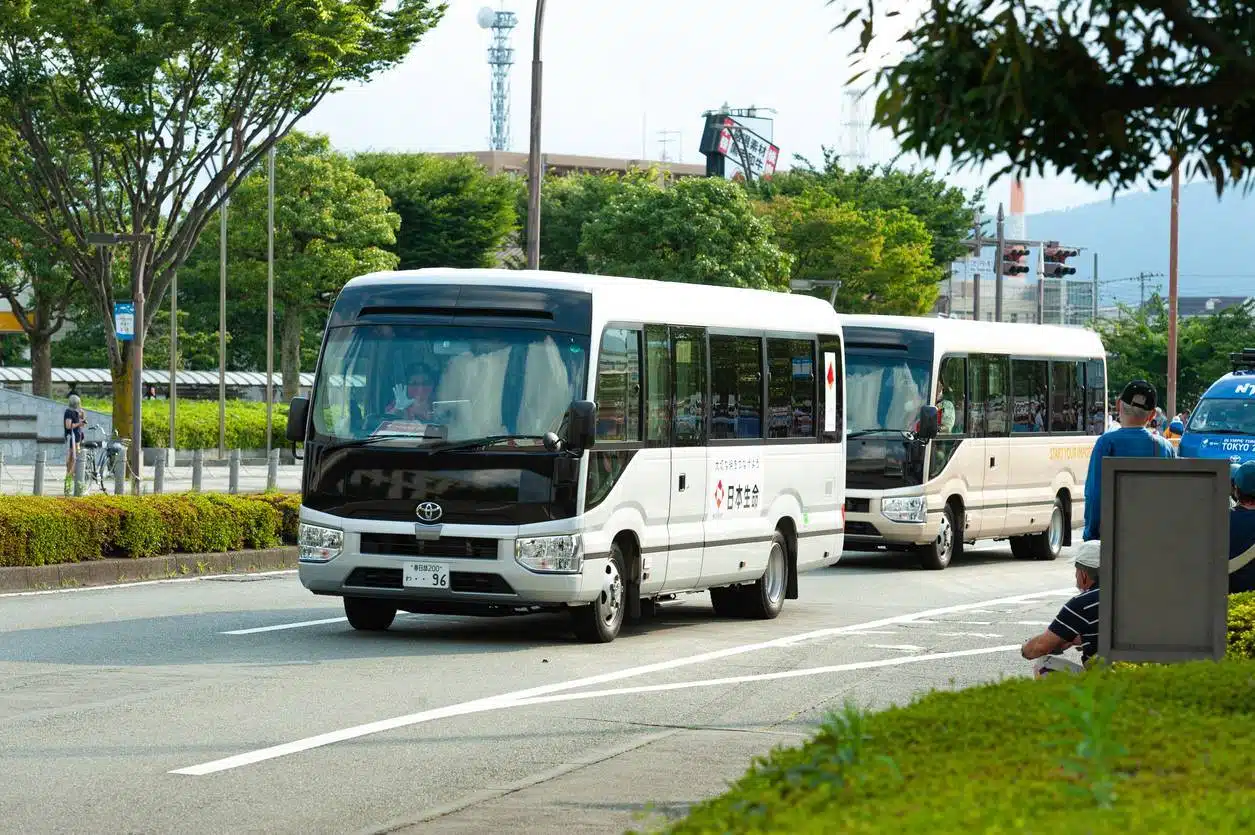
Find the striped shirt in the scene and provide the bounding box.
[1048,586,1100,663]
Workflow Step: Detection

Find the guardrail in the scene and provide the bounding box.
[0,448,302,496]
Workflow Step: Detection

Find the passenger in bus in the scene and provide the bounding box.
[935,380,955,433]
[1227,462,1255,594]
[1082,380,1177,541]
[387,365,436,421]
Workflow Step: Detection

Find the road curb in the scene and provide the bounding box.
[0,546,299,592]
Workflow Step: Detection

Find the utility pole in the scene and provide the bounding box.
[1167,161,1181,417]
[969,208,984,321]
[994,203,1006,323]
[524,0,547,270]
[1092,252,1099,322]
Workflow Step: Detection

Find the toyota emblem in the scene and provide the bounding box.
[416,502,443,524]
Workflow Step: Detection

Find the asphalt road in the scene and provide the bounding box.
[0,541,1081,834]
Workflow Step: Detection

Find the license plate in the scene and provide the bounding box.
[402,561,449,589]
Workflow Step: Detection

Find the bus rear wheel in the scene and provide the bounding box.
[1026,498,1066,561]
[918,504,961,570]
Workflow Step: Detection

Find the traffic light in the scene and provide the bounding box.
[1002,244,1030,276]
[1043,242,1079,278]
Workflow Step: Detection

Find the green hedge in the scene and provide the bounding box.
[0,493,301,566]
[81,398,289,450]
[659,595,1255,835]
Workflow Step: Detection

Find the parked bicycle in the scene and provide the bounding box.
[80,424,129,494]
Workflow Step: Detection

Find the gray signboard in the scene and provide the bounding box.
[1098,457,1229,663]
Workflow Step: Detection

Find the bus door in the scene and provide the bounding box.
[968,354,1009,537]
[662,326,707,592]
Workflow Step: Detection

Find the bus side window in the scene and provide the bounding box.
[644,325,671,445]
[672,327,707,446]
[968,356,988,437]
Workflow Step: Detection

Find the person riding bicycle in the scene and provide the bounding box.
[63,394,86,494]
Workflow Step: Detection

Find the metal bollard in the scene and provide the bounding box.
[267,448,279,491]
[154,448,165,494]
[74,452,86,497]
[33,449,45,496]
[228,449,240,494]
[192,449,203,492]
[113,448,125,495]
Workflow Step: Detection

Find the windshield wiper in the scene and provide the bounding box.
[325,428,445,449]
[848,428,910,439]
[430,434,550,453]
[1200,428,1253,436]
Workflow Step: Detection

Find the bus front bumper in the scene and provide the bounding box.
[843,492,938,548]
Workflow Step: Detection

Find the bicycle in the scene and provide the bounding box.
[79,424,129,494]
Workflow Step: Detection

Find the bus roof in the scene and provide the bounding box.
[1200,370,1255,399]
[837,313,1105,359]
[338,268,844,334]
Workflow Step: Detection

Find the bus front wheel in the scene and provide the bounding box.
[918,504,961,570]
[344,597,397,632]
[571,543,627,643]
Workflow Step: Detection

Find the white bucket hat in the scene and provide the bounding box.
[1074,539,1100,569]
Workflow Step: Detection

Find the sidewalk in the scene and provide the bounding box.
[0,462,303,495]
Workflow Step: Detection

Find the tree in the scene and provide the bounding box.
[179,133,400,400]
[761,189,942,315]
[753,149,982,267]
[832,0,1255,194]
[0,206,79,394]
[0,0,443,441]
[1095,295,1255,408]
[579,177,792,290]
[516,171,657,272]
[352,153,521,269]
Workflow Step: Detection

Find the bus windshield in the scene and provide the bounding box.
[845,351,932,434]
[311,324,589,445]
[1189,397,1255,437]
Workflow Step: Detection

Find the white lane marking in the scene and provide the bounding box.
[937,632,1004,639]
[222,617,348,635]
[171,588,1070,776]
[0,570,298,598]
[866,644,925,652]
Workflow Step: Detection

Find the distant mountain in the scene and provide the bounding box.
[1022,183,1255,307]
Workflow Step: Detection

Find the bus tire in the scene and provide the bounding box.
[344,597,396,632]
[1027,498,1066,561]
[741,532,789,620]
[709,586,744,617]
[571,543,627,643]
[1009,536,1034,560]
[918,503,961,570]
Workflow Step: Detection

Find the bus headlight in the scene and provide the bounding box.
[881,497,927,524]
[515,534,584,573]
[299,523,343,563]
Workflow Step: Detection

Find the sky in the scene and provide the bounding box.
[300,0,1148,216]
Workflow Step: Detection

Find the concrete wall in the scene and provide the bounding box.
[0,388,113,465]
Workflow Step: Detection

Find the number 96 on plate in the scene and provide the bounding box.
[403,561,449,589]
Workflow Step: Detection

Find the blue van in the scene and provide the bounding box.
[1178,351,1255,466]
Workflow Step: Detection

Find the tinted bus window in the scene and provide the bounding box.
[1012,359,1049,433]
[767,338,815,438]
[595,328,641,442]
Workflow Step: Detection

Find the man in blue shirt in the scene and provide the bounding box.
[1083,380,1176,541]
[1228,462,1255,594]
[1021,539,1101,672]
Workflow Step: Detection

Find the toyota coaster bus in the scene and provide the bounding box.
[285,269,847,643]
[839,314,1107,570]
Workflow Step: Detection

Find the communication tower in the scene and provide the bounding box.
[841,87,870,167]
[478,6,518,151]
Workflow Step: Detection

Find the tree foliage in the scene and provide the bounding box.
[832,0,1255,194]
[1096,295,1255,408]
[579,177,792,290]
[178,133,400,399]
[0,0,443,436]
[762,189,942,315]
[353,153,521,270]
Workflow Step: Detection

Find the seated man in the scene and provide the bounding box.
[1229,462,1255,594]
[1021,540,1101,674]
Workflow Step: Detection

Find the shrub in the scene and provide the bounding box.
[0,494,298,567]
[1230,591,1255,659]
[661,660,1255,835]
[80,398,289,450]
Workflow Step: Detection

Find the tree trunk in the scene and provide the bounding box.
[30,331,53,399]
[280,305,303,402]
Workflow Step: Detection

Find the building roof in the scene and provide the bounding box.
[1177,296,1252,317]
[0,368,314,387]
[430,150,706,179]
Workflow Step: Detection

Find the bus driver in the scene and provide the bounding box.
[387,365,436,422]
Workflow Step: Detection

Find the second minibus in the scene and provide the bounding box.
[838,314,1107,569]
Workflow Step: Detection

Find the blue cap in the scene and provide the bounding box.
[1169,419,1184,434]
[1235,461,1255,495]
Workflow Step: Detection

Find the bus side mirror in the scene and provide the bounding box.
[916,404,939,442]
[566,400,597,451]
[286,396,309,443]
